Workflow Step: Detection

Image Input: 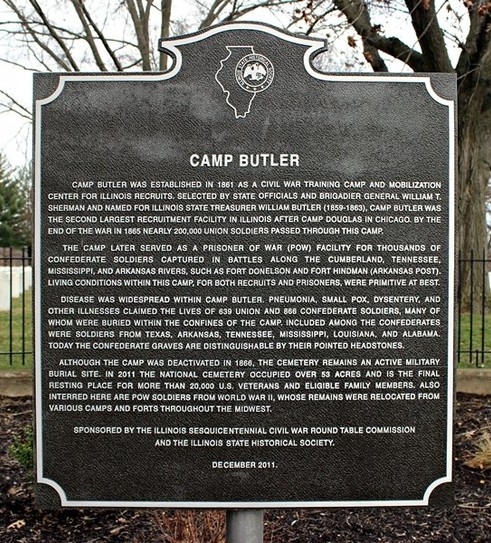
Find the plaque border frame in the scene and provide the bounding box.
[34,21,456,509]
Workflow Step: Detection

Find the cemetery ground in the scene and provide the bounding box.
[1,394,490,543]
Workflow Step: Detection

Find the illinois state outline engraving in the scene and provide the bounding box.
[215,45,274,118]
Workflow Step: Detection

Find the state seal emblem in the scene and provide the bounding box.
[235,53,274,93]
[215,46,275,118]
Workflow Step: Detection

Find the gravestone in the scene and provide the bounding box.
[34,22,455,508]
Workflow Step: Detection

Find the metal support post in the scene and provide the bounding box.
[226,509,263,543]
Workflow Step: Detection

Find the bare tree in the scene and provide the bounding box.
[1,0,169,72]
[0,1,301,74]
[1,0,489,304]
[293,0,489,305]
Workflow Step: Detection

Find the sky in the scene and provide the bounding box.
[0,0,467,169]
[0,68,32,168]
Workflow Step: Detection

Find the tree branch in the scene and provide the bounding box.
[369,35,427,72]
[199,0,232,29]
[0,57,38,72]
[160,0,172,70]
[456,8,491,83]
[74,0,124,71]
[70,0,108,71]
[332,0,388,71]
[304,7,338,36]
[404,0,453,72]
[0,90,32,120]
[3,0,72,70]
[28,0,80,70]
[125,0,152,70]
[333,0,427,72]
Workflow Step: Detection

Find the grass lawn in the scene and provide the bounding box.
[457,313,491,368]
[0,289,32,371]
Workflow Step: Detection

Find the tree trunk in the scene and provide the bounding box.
[456,6,491,310]
[457,85,491,310]
[160,0,172,70]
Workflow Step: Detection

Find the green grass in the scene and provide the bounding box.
[457,313,491,368]
[9,424,34,475]
[0,289,32,371]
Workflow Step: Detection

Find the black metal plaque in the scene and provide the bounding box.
[34,23,455,508]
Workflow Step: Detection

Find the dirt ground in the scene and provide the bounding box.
[1,394,490,543]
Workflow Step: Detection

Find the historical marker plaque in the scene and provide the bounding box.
[34,23,455,508]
